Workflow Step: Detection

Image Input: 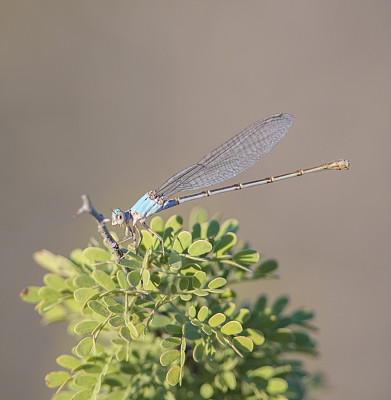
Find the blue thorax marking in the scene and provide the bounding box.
[130,193,164,218]
[130,193,180,219]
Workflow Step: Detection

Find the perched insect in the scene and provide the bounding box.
[111,113,349,250]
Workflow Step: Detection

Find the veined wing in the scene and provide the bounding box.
[155,113,293,198]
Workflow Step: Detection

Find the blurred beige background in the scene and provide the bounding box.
[1,1,390,399]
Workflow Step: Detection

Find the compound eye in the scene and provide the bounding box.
[112,209,125,226]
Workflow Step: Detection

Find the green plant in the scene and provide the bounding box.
[21,207,318,400]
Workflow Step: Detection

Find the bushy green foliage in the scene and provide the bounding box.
[21,208,318,400]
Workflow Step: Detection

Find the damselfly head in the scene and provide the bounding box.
[112,208,125,226]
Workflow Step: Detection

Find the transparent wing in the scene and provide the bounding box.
[155,113,294,198]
